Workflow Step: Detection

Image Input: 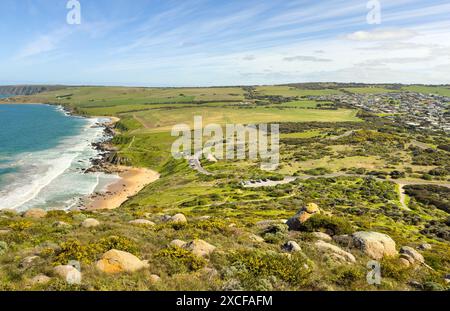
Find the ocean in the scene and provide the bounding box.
[0,104,119,211]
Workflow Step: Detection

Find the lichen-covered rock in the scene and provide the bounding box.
[81,218,100,228]
[315,240,356,263]
[96,249,149,274]
[352,231,397,260]
[53,265,82,284]
[183,239,216,257]
[286,203,320,230]
[23,208,47,219]
[400,246,424,265]
[129,219,155,226]
[282,241,302,252]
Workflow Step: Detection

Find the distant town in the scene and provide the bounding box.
[315,91,450,133]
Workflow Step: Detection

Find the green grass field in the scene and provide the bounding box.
[342,87,401,94]
[255,86,343,97]
[402,85,450,97]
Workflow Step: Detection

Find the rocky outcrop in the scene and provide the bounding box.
[287,203,320,230]
[352,231,397,260]
[96,249,149,274]
[0,85,64,96]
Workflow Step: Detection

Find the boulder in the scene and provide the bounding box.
[400,246,424,265]
[286,203,320,231]
[149,274,161,284]
[183,239,216,257]
[0,229,11,235]
[20,256,40,269]
[23,208,47,219]
[168,213,187,224]
[29,274,51,286]
[53,265,82,284]
[129,219,155,227]
[399,258,411,268]
[312,232,332,241]
[96,249,149,274]
[282,241,302,253]
[418,243,432,251]
[352,231,397,260]
[81,218,100,228]
[315,240,356,263]
[0,241,8,255]
[169,239,187,248]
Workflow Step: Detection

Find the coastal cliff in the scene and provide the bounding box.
[0,85,64,96]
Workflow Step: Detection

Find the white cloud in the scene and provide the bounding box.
[345,29,417,41]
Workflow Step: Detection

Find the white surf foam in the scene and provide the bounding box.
[0,113,118,211]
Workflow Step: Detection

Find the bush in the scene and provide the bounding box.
[297,214,353,235]
[227,250,311,288]
[155,247,207,274]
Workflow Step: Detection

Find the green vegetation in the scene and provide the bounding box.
[0,84,449,291]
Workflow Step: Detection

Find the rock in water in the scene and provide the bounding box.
[23,208,47,219]
[286,203,320,231]
[183,239,216,257]
[352,231,397,260]
[96,249,149,274]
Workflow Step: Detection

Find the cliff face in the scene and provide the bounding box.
[0,85,65,96]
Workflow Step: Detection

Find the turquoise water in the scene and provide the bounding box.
[0,104,118,211]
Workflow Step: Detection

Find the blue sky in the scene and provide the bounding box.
[1,0,449,86]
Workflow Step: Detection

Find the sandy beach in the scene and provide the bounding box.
[85,165,160,210]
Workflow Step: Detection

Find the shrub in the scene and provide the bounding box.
[8,221,32,231]
[155,247,207,274]
[54,239,91,265]
[297,214,353,235]
[227,250,311,287]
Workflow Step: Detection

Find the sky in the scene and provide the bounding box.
[0,0,449,86]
